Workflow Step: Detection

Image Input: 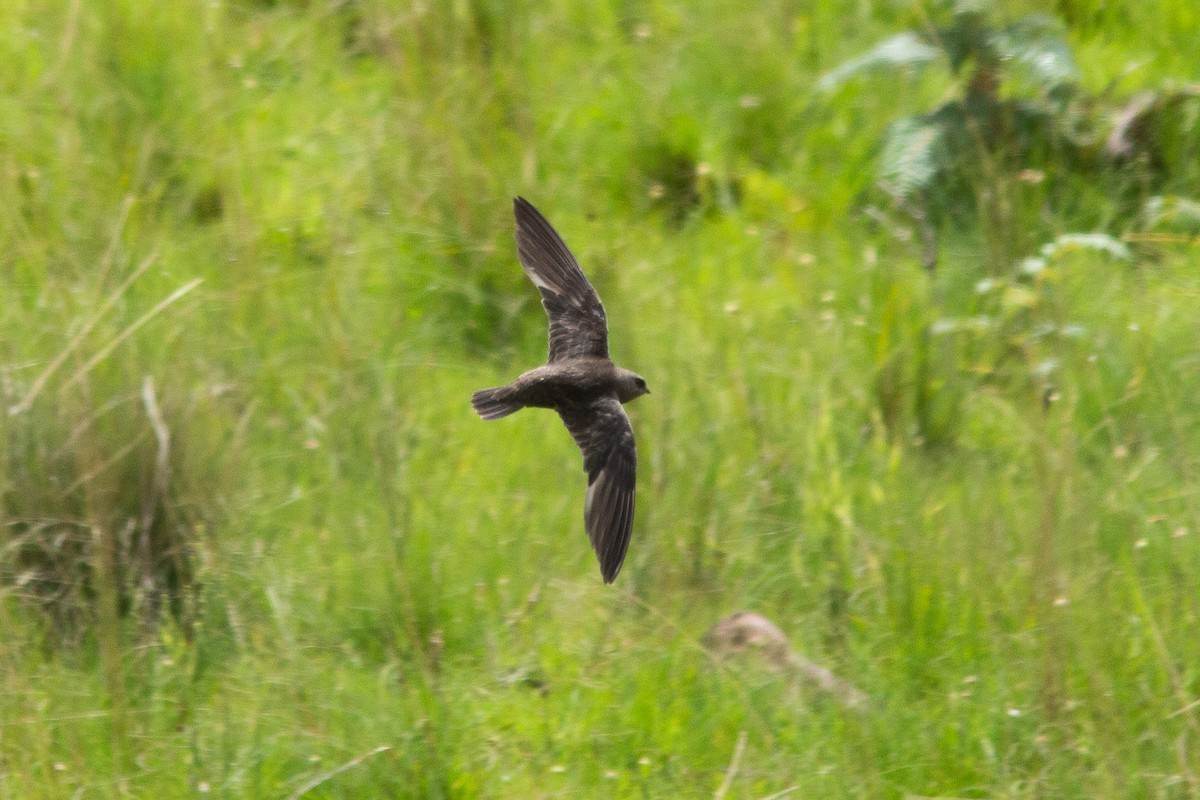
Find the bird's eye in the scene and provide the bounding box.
[635,378,646,388]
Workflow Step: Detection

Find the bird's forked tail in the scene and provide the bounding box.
[471,386,523,420]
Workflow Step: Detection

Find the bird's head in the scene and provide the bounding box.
[615,368,650,404]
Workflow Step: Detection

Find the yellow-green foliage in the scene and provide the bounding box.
[2,1,1199,797]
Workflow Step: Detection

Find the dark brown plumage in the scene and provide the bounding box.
[471,197,649,583]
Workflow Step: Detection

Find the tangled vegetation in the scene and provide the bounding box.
[2,1,1198,797]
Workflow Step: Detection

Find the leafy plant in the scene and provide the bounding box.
[822,3,1087,268]
[941,232,1131,394]
[1140,194,1200,234]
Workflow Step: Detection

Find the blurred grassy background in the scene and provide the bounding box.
[2,0,1199,797]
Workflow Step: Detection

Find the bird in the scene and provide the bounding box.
[471,197,650,583]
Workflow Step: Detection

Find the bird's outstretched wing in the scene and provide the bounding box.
[513,197,609,362]
[557,395,637,583]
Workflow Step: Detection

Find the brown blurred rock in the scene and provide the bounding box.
[704,611,869,710]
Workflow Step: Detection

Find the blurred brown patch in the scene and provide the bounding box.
[704,611,869,710]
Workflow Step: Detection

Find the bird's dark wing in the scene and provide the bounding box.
[513,197,609,362]
[557,395,636,583]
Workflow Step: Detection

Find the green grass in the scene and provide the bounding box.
[2,1,1200,797]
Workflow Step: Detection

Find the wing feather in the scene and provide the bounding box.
[558,396,637,583]
[514,197,609,362]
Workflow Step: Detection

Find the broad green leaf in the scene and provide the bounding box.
[1144,195,1200,231]
[1018,256,1048,276]
[818,32,940,92]
[877,117,947,200]
[991,15,1079,91]
[1042,233,1132,261]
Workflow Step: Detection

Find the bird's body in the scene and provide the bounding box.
[472,359,645,415]
[471,197,649,583]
